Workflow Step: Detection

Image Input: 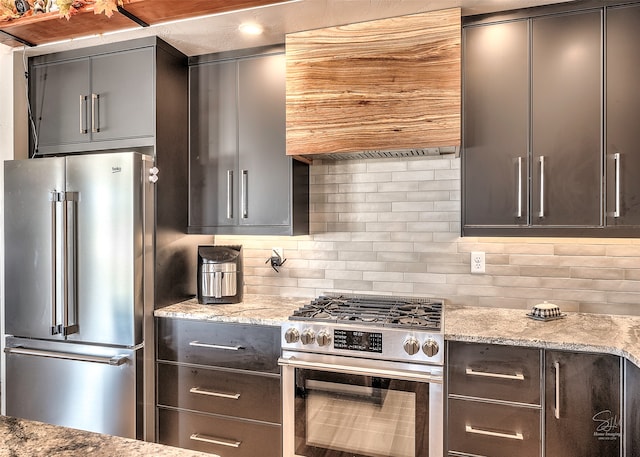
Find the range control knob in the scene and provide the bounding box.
[316,330,332,347]
[403,337,420,356]
[300,329,316,345]
[422,339,440,357]
[284,328,300,344]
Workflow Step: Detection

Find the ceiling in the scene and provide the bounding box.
[10,0,572,58]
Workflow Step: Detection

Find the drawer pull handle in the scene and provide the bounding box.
[189,341,244,351]
[465,368,525,381]
[190,433,241,448]
[189,387,241,400]
[465,425,523,441]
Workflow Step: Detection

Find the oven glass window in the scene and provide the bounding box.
[295,369,430,457]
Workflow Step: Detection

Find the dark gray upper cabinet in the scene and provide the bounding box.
[30,40,159,155]
[545,351,621,457]
[463,19,529,227]
[188,47,309,236]
[531,10,602,227]
[463,5,636,237]
[606,4,640,227]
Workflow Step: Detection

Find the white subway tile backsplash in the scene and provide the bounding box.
[213,156,640,315]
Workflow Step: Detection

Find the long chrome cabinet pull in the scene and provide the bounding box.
[554,361,561,419]
[5,347,128,366]
[465,368,525,381]
[190,433,241,448]
[241,169,248,219]
[189,387,241,399]
[91,93,99,133]
[226,170,233,219]
[614,153,621,218]
[516,157,523,218]
[538,156,545,218]
[79,95,87,134]
[189,341,244,351]
[465,425,524,441]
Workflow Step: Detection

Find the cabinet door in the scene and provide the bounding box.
[463,20,529,227]
[625,359,640,455]
[91,47,155,142]
[531,11,602,226]
[606,4,640,226]
[31,58,90,152]
[237,53,289,227]
[189,61,238,228]
[545,351,621,457]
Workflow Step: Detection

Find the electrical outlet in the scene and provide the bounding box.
[273,247,284,260]
[471,251,485,274]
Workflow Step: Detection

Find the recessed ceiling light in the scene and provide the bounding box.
[239,22,264,35]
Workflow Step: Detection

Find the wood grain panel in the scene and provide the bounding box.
[286,8,461,156]
[122,0,290,25]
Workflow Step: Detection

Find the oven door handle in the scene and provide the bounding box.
[278,356,443,384]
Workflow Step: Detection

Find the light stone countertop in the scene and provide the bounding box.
[445,304,640,368]
[154,294,310,326]
[0,416,216,457]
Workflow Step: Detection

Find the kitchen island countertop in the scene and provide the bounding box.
[0,415,216,457]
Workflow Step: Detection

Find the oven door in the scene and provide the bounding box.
[279,351,443,457]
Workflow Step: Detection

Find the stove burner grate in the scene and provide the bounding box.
[291,294,443,330]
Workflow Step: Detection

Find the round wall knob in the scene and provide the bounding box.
[284,328,300,344]
[422,339,440,357]
[300,329,315,345]
[403,337,420,355]
[316,330,331,347]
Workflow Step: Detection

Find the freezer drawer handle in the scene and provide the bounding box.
[4,347,128,366]
[190,433,241,448]
[465,368,525,381]
[189,387,241,400]
[465,425,523,441]
[189,341,244,351]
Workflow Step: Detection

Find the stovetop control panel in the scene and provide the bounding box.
[281,321,444,366]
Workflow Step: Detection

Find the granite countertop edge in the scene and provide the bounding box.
[155,296,640,368]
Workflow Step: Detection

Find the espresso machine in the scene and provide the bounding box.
[197,245,243,304]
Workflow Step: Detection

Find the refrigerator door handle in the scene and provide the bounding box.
[4,347,129,366]
[49,191,64,335]
[63,192,79,336]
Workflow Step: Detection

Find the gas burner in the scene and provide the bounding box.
[290,294,443,330]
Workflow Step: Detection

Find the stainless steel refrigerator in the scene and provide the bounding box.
[4,151,158,439]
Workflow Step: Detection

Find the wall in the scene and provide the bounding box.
[215,155,640,316]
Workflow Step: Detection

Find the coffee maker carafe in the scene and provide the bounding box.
[197,245,243,304]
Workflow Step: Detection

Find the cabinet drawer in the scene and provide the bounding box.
[157,318,280,373]
[448,398,541,457]
[157,363,280,423]
[158,407,281,457]
[448,341,541,405]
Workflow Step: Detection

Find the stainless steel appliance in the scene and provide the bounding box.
[197,245,243,304]
[279,294,444,457]
[3,151,176,440]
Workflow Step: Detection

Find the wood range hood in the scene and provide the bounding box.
[0,0,292,47]
[285,8,461,161]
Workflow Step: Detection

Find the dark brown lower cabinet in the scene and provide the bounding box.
[156,318,282,457]
[544,351,622,457]
[625,359,640,455]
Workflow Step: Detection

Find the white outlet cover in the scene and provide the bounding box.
[471,251,485,274]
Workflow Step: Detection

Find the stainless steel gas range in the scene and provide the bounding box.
[279,294,444,457]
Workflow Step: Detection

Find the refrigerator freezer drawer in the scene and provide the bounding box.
[5,338,142,439]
